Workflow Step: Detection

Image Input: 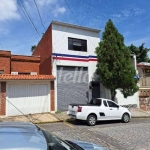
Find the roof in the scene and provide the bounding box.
[138,62,150,66]
[137,62,150,68]
[0,50,11,57]
[0,74,55,80]
[52,20,101,33]
[11,55,40,62]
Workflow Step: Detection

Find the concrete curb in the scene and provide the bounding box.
[35,120,63,125]
[132,116,150,118]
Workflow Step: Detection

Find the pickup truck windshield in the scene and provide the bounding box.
[90,99,101,106]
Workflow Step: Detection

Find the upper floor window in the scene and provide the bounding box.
[68,37,87,52]
[0,70,4,74]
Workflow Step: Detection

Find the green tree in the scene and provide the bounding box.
[128,43,150,63]
[95,19,138,101]
[31,45,37,52]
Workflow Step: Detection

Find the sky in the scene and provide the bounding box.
[0,0,150,56]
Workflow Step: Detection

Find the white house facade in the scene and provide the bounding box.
[51,21,100,110]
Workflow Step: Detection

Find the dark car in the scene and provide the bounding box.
[0,122,106,150]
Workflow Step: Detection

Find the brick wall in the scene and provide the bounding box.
[50,81,55,111]
[139,98,150,111]
[32,24,52,75]
[0,57,10,74]
[11,61,40,74]
[0,82,6,115]
[11,55,40,74]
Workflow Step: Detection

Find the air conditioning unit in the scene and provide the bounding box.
[11,72,18,75]
[30,72,37,75]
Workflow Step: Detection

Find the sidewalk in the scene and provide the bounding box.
[0,113,60,124]
[130,108,150,118]
[0,109,150,124]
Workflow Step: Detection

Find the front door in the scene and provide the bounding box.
[107,100,122,119]
[92,81,100,98]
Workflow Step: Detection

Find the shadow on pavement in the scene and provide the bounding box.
[66,119,122,126]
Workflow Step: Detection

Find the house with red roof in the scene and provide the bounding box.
[0,50,55,116]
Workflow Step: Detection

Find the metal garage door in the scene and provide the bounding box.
[6,83,49,116]
[57,66,88,111]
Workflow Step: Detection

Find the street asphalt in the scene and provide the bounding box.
[40,118,150,150]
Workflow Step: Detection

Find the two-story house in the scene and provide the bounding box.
[33,21,100,111]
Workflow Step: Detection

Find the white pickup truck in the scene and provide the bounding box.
[67,98,131,126]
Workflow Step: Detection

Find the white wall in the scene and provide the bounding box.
[52,23,100,111]
[52,23,100,56]
[116,90,139,107]
[115,55,139,107]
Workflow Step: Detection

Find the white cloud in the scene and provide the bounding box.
[0,0,20,21]
[126,37,150,46]
[52,6,66,17]
[111,7,145,23]
[25,0,66,17]
[112,14,121,18]
[134,8,145,16]
[122,10,130,17]
[36,0,57,7]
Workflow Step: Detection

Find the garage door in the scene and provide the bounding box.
[57,66,88,111]
[6,83,49,116]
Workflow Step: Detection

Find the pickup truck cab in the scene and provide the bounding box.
[67,98,131,126]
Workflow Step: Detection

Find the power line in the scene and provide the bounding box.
[63,0,97,47]
[33,0,46,31]
[13,0,39,40]
[19,0,41,37]
[63,0,80,24]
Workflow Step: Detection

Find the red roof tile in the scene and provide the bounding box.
[0,74,55,80]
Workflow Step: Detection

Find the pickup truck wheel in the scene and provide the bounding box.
[87,115,97,126]
[122,113,130,123]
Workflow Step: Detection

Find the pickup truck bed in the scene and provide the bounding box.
[69,103,100,107]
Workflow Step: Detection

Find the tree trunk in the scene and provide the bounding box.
[111,90,116,101]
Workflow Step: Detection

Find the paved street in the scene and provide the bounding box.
[40,118,150,150]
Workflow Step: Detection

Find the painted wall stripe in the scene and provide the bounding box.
[52,53,97,58]
[53,56,97,62]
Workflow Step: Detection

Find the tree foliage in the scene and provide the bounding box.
[31,45,37,52]
[128,43,150,63]
[95,19,138,100]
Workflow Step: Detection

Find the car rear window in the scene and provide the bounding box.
[90,99,101,106]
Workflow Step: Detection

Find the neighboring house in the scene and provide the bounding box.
[33,21,100,111]
[137,62,150,97]
[137,62,150,111]
[0,51,55,117]
[137,62,150,78]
